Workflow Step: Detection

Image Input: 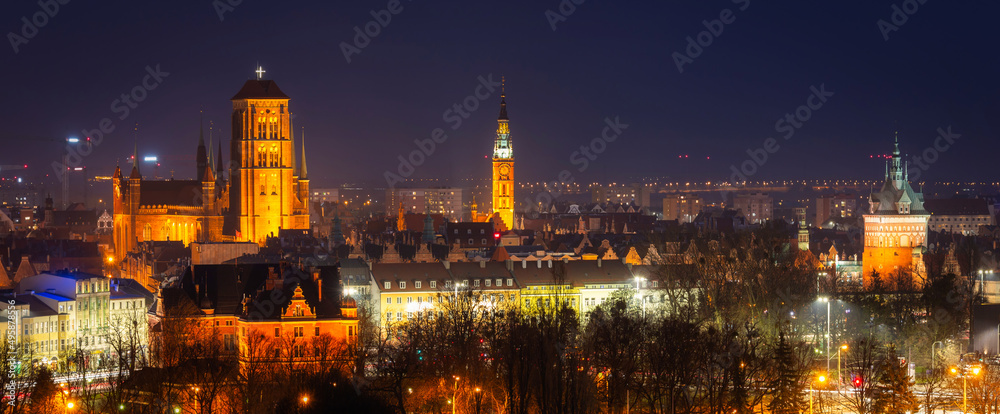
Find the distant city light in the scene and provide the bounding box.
[144,156,158,162]
[66,137,79,143]
[73,167,84,171]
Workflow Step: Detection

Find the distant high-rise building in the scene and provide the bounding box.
[593,183,652,208]
[733,192,773,224]
[816,193,857,227]
[862,135,928,286]
[385,188,463,222]
[662,194,701,223]
[492,80,514,230]
[310,188,340,203]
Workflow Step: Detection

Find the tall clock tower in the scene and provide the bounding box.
[492,81,514,230]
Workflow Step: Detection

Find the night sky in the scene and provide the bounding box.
[3,0,998,188]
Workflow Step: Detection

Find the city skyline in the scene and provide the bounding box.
[1,1,998,188]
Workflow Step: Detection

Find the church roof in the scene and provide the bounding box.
[139,180,203,206]
[231,80,289,100]
[924,198,990,216]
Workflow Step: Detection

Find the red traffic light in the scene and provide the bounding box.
[852,377,862,387]
[493,232,501,239]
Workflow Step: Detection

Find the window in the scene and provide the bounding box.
[415,281,422,289]
[396,312,402,321]
[407,297,413,304]
[467,229,472,235]
[399,281,406,289]
[481,239,487,244]
[397,297,402,304]
[652,281,658,288]
[496,279,502,287]
[274,327,280,338]
[384,281,391,290]
[407,312,413,319]
[387,297,392,304]
[468,239,474,245]
[430,281,436,288]
[294,327,304,338]
[348,326,355,337]
[315,327,320,336]
[485,279,491,287]
[445,280,451,289]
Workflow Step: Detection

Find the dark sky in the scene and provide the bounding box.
[3,0,998,188]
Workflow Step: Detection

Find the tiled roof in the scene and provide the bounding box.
[231,80,289,100]
[924,198,990,216]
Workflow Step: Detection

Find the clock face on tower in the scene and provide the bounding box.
[498,164,510,179]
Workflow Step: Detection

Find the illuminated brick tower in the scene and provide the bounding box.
[228,68,310,244]
[492,79,514,230]
[862,134,929,287]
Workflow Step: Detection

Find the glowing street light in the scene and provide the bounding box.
[953,365,982,414]
[809,374,826,414]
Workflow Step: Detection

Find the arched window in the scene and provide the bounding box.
[142,224,151,241]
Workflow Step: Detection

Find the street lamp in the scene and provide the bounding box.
[837,344,848,388]
[810,374,827,414]
[952,365,982,414]
[818,297,831,373]
[452,376,460,414]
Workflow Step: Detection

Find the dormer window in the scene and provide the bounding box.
[399,281,406,289]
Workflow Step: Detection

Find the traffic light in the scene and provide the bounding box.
[417,349,423,361]
[852,376,862,388]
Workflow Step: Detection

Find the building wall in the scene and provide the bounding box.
[662,194,701,222]
[928,214,991,235]
[386,188,464,222]
[733,193,773,224]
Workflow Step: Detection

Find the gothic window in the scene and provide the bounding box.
[142,224,151,241]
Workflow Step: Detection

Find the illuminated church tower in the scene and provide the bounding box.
[491,79,514,230]
[227,68,310,244]
[862,133,929,288]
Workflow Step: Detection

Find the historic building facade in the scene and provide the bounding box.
[491,82,514,230]
[113,75,310,262]
[227,78,310,244]
[862,136,929,287]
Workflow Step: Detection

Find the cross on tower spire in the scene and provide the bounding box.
[255,65,266,80]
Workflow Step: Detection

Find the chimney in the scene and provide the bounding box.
[548,259,553,269]
[505,259,513,272]
[443,260,450,270]
[522,259,527,269]
[537,260,542,269]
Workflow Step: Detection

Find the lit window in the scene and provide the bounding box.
[384,281,390,290]
[399,281,406,289]
[430,281,437,288]
[415,281,422,289]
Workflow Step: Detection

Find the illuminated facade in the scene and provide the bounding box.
[228,78,310,244]
[862,136,929,287]
[113,74,311,264]
[492,81,514,230]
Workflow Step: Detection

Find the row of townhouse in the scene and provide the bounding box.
[345,257,682,327]
[1,269,151,370]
